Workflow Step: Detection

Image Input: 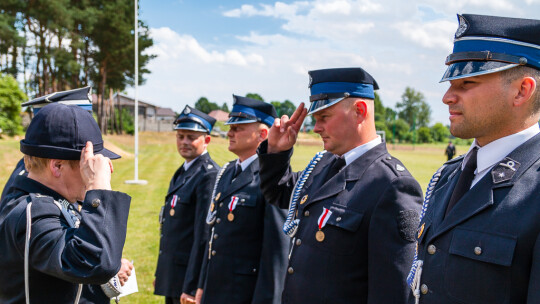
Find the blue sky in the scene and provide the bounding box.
[129,0,540,124]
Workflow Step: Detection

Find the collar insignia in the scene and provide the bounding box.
[491,157,520,184]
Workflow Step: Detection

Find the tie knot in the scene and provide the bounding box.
[234,163,243,178]
[332,156,346,171]
[465,147,478,171]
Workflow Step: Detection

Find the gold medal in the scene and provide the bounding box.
[169,208,175,216]
[315,230,325,242]
[215,192,221,201]
[300,195,308,205]
[228,212,235,222]
[210,203,215,212]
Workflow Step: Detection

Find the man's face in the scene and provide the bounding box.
[227,122,262,157]
[443,72,512,145]
[176,129,208,161]
[312,100,358,155]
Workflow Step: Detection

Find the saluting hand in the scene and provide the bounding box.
[267,102,308,153]
[80,141,112,191]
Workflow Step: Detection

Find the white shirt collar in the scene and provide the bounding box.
[463,124,539,186]
[236,153,258,171]
[183,150,207,171]
[342,136,382,166]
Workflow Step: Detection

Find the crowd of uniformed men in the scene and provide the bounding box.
[1,13,540,304]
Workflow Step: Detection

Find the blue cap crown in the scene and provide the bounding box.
[23,86,93,114]
[441,14,540,82]
[226,95,277,127]
[308,68,379,114]
[20,103,120,160]
[174,105,216,133]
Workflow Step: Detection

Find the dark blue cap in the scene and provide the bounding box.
[174,105,216,133]
[226,95,278,127]
[22,87,93,115]
[441,14,540,82]
[308,67,379,114]
[20,103,120,160]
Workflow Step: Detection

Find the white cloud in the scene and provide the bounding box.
[394,19,455,50]
[223,2,309,19]
[149,27,265,66]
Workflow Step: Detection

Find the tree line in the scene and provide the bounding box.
[0,0,154,135]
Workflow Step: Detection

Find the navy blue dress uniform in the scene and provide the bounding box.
[0,103,131,304]
[258,68,423,303]
[0,87,113,304]
[408,14,540,304]
[199,96,289,304]
[154,106,219,301]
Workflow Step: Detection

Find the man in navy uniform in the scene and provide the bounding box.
[154,106,219,304]
[258,67,423,303]
[0,103,131,303]
[407,14,540,304]
[197,95,289,304]
[0,87,133,303]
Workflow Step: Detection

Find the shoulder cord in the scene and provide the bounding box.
[282,151,326,237]
[206,162,230,225]
[407,164,446,304]
[25,201,83,304]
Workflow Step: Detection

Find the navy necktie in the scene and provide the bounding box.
[325,155,346,181]
[445,147,478,217]
[233,163,242,179]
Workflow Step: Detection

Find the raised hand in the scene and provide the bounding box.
[267,102,308,153]
[80,141,112,191]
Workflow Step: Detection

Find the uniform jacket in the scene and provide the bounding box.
[199,158,289,304]
[0,175,131,304]
[1,158,25,203]
[154,153,219,297]
[416,133,540,304]
[1,160,112,304]
[258,140,423,304]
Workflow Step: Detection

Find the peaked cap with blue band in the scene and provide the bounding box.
[21,103,120,160]
[22,86,93,114]
[226,95,277,127]
[308,67,379,114]
[174,105,216,133]
[441,14,540,82]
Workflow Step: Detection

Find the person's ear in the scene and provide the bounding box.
[355,100,367,122]
[205,134,211,144]
[260,127,269,141]
[513,76,537,107]
[49,159,63,178]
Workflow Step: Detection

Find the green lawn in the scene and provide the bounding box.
[0,133,468,303]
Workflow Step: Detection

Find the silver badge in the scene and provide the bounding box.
[455,15,469,38]
[207,164,214,169]
[183,107,191,115]
[308,75,313,88]
[396,164,405,172]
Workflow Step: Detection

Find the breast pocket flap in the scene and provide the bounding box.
[449,228,516,266]
[326,206,364,232]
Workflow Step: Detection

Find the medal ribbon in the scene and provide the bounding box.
[317,207,332,229]
[171,195,178,208]
[228,196,239,212]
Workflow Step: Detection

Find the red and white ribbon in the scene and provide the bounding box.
[228,196,239,212]
[171,195,178,208]
[317,207,332,230]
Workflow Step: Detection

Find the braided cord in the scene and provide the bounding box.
[283,151,326,237]
[407,164,446,293]
[206,162,230,225]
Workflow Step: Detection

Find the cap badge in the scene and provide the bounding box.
[184,107,191,115]
[308,75,313,88]
[455,15,469,38]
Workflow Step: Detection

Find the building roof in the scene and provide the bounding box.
[156,107,176,117]
[208,109,229,122]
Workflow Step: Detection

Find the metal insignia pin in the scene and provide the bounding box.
[455,15,469,38]
[184,107,191,114]
[300,195,308,205]
[215,192,221,201]
[417,223,425,239]
[315,230,325,242]
[396,164,405,172]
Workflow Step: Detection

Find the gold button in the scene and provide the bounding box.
[295,239,302,246]
[213,234,218,240]
[421,284,428,295]
[211,250,216,256]
[91,199,101,208]
[216,218,221,224]
[427,244,436,255]
[304,211,310,217]
[287,267,294,274]
[474,246,482,255]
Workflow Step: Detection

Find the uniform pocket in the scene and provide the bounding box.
[444,227,516,304]
[232,193,257,207]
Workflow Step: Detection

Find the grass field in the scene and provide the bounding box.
[0,133,469,303]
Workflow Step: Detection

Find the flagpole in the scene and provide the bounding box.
[126,0,147,185]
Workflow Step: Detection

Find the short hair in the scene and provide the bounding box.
[500,66,540,113]
[23,155,78,174]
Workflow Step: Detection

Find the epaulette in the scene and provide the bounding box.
[444,154,465,165]
[381,155,412,177]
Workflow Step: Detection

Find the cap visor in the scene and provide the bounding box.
[174,121,209,132]
[96,148,121,160]
[440,61,519,82]
[308,97,345,115]
[225,117,258,125]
